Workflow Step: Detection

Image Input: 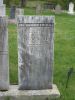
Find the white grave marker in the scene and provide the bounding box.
[0,0,6,16]
[68,2,74,15]
[0,0,3,5]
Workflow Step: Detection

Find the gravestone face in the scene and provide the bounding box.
[15,8,24,17]
[10,5,16,19]
[55,4,61,14]
[68,2,74,14]
[36,3,42,14]
[0,17,9,90]
[17,16,54,90]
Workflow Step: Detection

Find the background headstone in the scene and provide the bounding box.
[0,0,6,16]
[10,5,16,19]
[36,3,42,14]
[17,16,54,90]
[15,8,24,17]
[0,17,9,91]
[0,0,3,5]
[55,4,61,14]
[68,2,74,15]
[43,3,55,10]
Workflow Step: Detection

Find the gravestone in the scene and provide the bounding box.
[68,2,74,15]
[17,16,54,90]
[0,0,6,16]
[15,8,24,17]
[55,4,61,14]
[44,3,55,10]
[0,0,9,91]
[36,3,42,14]
[10,5,16,19]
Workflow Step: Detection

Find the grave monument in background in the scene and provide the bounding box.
[36,1,42,15]
[15,8,24,17]
[10,5,16,19]
[0,0,5,16]
[68,2,74,15]
[55,4,61,14]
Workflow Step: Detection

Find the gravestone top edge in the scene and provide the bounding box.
[69,2,74,4]
[17,16,55,24]
[17,15,55,18]
[55,4,61,7]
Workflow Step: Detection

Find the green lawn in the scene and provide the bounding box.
[7,7,75,100]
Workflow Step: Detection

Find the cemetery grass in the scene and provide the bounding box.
[8,9,75,100]
[8,24,18,84]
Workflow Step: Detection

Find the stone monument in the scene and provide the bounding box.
[10,5,16,19]
[17,16,54,90]
[36,2,42,15]
[0,0,6,16]
[0,15,60,100]
[55,4,61,14]
[68,2,74,15]
[15,8,24,17]
[0,0,9,91]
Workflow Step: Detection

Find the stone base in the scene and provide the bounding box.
[0,84,60,100]
[68,12,74,15]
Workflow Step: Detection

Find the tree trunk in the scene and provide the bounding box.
[20,0,27,7]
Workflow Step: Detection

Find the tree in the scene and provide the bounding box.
[20,0,27,7]
[4,0,19,6]
[4,0,10,6]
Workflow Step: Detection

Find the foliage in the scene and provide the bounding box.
[4,0,75,9]
[4,0,19,6]
[48,0,75,9]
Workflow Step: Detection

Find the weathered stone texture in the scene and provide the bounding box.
[0,17,9,91]
[17,16,54,90]
[0,85,60,100]
[55,4,61,14]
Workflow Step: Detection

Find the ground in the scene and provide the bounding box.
[7,3,75,100]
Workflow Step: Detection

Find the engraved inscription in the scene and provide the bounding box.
[17,16,54,90]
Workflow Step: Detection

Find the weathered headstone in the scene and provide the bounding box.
[15,8,24,17]
[10,5,16,19]
[36,3,42,14]
[68,2,74,15]
[0,0,9,91]
[55,4,61,14]
[17,16,54,90]
[0,0,6,16]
